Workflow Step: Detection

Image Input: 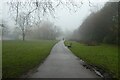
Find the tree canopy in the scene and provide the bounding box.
[72,2,119,45]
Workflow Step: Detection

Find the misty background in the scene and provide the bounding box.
[0,0,119,44]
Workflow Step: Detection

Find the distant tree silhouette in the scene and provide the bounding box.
[72,2,118,45]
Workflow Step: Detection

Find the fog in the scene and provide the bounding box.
[2,0,108,30]
[1,1,119,79]
[0,0,110,40]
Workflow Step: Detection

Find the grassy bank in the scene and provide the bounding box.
[3,40,57,78]
[65,41,118,78]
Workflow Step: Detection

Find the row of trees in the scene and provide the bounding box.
[71,2,119,45]
[26,21,62,40]
[2,20,62,40]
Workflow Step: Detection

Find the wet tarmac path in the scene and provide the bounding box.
[28,40,100,78]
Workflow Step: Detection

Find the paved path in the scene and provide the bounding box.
[28,41,99,78]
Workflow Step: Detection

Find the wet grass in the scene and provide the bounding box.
[3,40,57,78]
[65,41,118,78]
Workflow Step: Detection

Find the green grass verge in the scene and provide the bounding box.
[65,41,118,78]
[0,41,2,79]
[3,40,57,78]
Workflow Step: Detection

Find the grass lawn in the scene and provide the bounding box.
[0,41,1,79]
[65,41,118,78]
[3,40,57,78]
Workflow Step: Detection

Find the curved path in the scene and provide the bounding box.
[28,40,99,78]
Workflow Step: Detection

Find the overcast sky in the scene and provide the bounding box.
[1,0,110,32]
[48,0,109,32]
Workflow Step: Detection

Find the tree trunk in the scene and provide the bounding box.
[22,32,25,41]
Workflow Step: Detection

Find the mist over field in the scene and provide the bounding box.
[1,0,110,41]
[1,0,119,79]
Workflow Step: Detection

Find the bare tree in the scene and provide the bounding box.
[17,12,28,40]
[7,0,85,40]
